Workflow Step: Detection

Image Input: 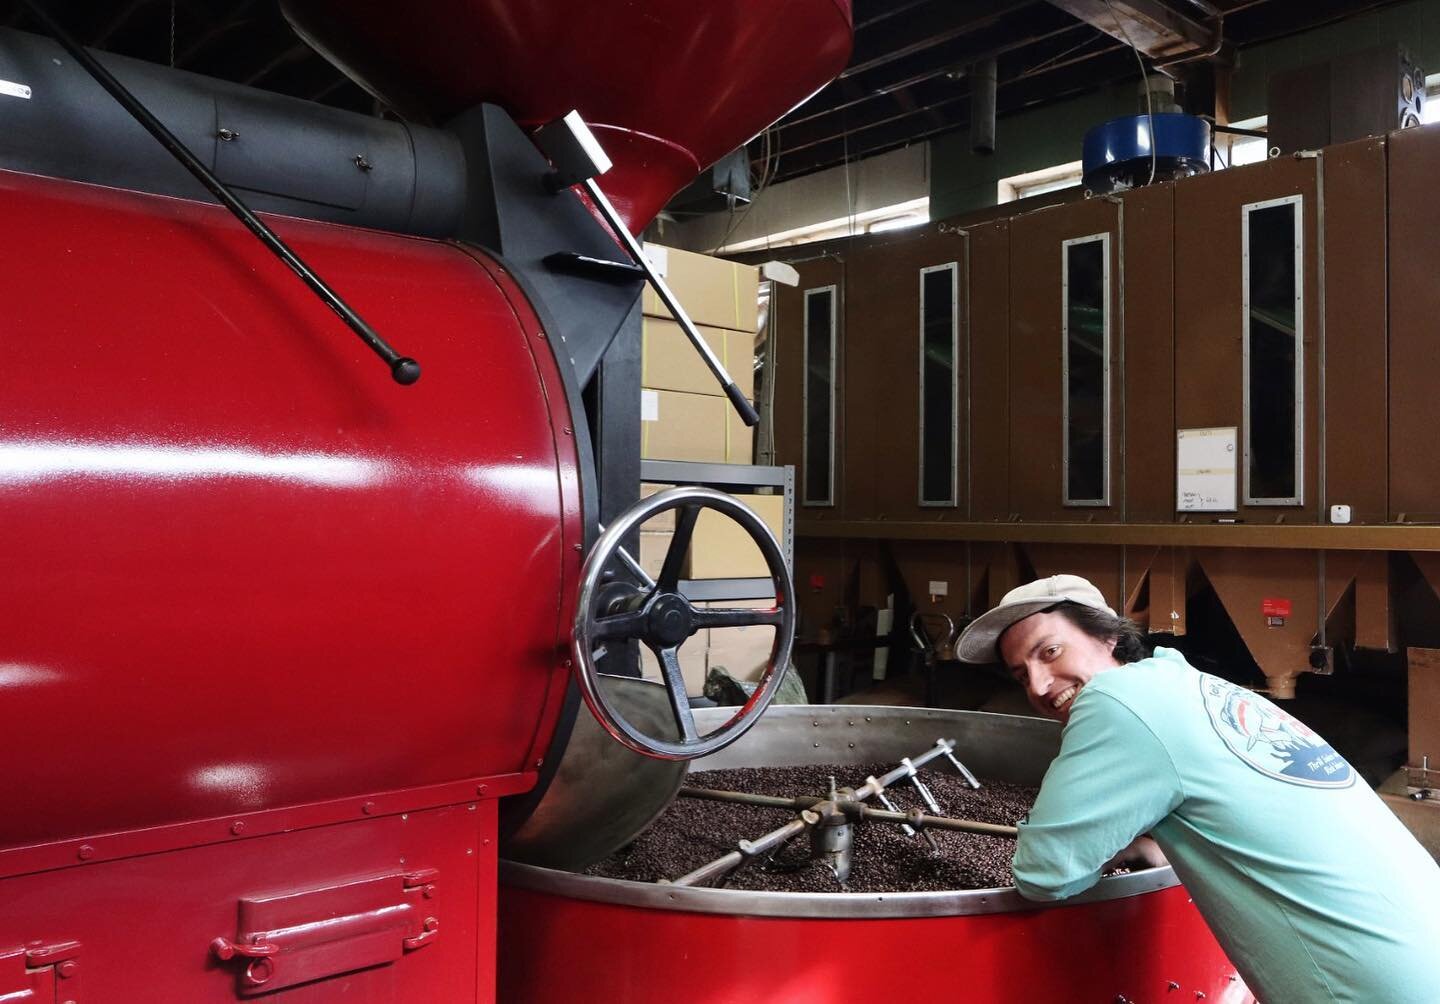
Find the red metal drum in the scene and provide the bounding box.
[279,0,854,231]
[498,882,1251,1004]
[0,167,581,999]
[497,707,1256,1004]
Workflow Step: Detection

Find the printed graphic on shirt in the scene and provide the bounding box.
[1199,674,1355,788]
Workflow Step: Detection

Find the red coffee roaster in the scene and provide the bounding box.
[0,2,1246,1001]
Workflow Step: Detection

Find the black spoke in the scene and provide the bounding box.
[591,609,648,641]
[694,606,785,629]
[658,504,701,591]
[657,646,699,742]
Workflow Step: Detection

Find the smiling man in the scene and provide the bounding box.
[956,574,1440,1004]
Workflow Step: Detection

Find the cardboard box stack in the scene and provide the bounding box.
[639,244,758,466]
[635,245,780,694]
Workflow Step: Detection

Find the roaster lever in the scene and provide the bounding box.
[536,110,760,427]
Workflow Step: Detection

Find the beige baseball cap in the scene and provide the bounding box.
[955,574,1115,664]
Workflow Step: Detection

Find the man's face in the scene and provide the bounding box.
[997,610,1120,723]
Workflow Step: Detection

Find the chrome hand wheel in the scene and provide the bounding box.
[572,486,795,760]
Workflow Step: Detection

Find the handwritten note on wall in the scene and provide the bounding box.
[1177,427,1237,512]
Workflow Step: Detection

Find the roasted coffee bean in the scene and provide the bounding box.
[584,763,1041,893]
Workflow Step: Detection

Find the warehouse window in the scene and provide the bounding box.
[1243,195,1303,505]
[803,285,837,506]
[1062,233,1110,506]
[998,161,1083,203]
[919,262,959,505]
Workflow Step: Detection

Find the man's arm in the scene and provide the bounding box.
[1012,690,1184,900]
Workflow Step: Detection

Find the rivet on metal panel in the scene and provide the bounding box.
[362,801,376,815]
[468,804,477,811]
[230,821,246,835]
[865,716,872,722]
[812,721,820,727]
[76,845,94,860]
[1167,982,1180,991]
[562,427,573,435]
[574,543,583,551]
[535,758,544,767]
[477,784,488,795]
[1194,994,1206,1001]
[401,814,408,821]
[848,743,855,749]
[813,742,821,748]
[482,838,491,846]
[244,958,274,986]
[56,961,79,979]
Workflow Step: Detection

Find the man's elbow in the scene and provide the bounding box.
[1011,862,1100,902]
[1013,875,1070,901]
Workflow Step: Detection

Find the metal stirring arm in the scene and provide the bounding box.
[676,787,1017,839]
[668,738,1004,887]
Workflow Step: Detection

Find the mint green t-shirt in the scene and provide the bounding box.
[1012,647,1440,1004]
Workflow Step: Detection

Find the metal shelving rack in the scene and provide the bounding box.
[638,459,794,602]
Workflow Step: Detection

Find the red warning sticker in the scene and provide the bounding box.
[1262,597,1292,618]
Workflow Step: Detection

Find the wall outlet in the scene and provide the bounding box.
[1329,504,1352,525]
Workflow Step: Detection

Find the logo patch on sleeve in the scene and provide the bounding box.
[1200,674,1354,788]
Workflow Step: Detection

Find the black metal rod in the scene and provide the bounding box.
[1210,123,1268,138]
[20,0,420,386]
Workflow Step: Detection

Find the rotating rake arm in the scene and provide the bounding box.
[666,740,1012,888]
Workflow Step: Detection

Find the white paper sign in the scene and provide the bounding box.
[641,243,669,278]
[1177,427,1237,512]
[640,389,659,422]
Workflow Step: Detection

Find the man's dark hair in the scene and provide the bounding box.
[1051,601,1148,664]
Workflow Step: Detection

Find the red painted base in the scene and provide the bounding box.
[497,882,1256,1004]
[0,801,498,1002]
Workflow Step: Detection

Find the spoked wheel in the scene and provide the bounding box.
[572,486,795,761]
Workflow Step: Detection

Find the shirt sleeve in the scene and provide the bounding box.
[1012,690,1184,901]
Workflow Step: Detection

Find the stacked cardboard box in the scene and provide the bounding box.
[635,244,778,695]
[639,244,758,466]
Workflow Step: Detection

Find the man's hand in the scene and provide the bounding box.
[1105,835,1169,871]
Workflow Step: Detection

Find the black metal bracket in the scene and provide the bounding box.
[543,252,647,283]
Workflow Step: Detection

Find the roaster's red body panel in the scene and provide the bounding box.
[497,884,1255,1004]
[0,170,581,853]
[0,169,580,998]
